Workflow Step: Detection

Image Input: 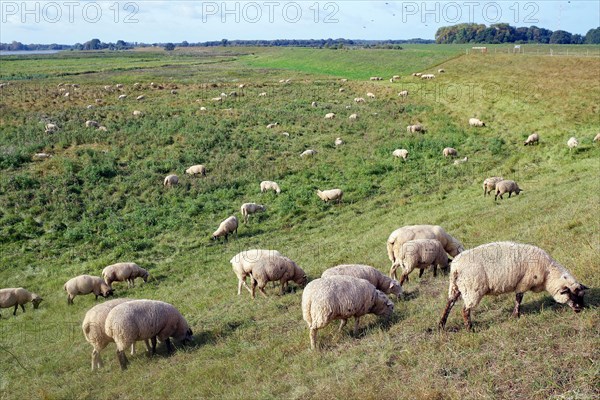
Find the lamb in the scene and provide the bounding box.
[367,92,375,99]
[482,176,504,197]
[64,275,113,305]
[185,164,206,176]
[594,133,600,142]
[454,156,468,165]
[354,97,365,103]
[85,120,99,128]
[212,216,238,242]
[301,149,317,157]
[230,249,282,295]
[44,123,58,133]
[443,147,458,157]
[302,275,394,349]
[494,180,522,200]
[392,149,409,160]
[316,188,343,203]
[260,180,281,194]
[102,262,149,289]
[390,239,450,284]
[439,242,587,331]
[105,300,193,370]
[321,264,403,298]
[0,288,43,317]
[324,112,336,119]
[247,255,307,298]
[335,137,344,146]
[240,203,266,224]
[524,133,539,146]
[398,90,409,98]
[407,124,425,133]
[567,137,579,150]
[348,113,358,120]
[469,118,485,127]
[163,174,179,187]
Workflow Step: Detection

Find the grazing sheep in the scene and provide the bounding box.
[240,203,266,224]
[239,84,246,88]
[348,113,358,120]
[200,107,207,111]
[230,249,282,295]
[398,90,409,98]
[220,93,228,98]
[407,124,425,133]
[33,153,52,160]
[282,132,290,137]
[301,149,317,157]
[412,73,422,77]
[98,126,108,132]
[212,216,238,242]
[494,180,522,200]
[102,262,149,289]
[367,92,375,99]
[133,83,141,89]
[322,264,403,298]
[316,188,343,203]
[524,133,539,146]
[443,147,458,157]
[454,156,468,165]
[185,164,206,176]
[0,288,43,317]
[335,137,344,146]
[369,77,382,81]
[311,101,318,107]
[115,84,124,89]
[118,94,127,100]
[392,149,409,160]
[266,122,278,129]
[136,95,145,101]
[439,242,587,331]
[469,118,485,127]
[392,75,401,81]
[324,112,336,119]
[260,180,281,194]
[44,123,58,133]
[85,120,99,128]
[438,69,445,73]
[594,133,600,142]
[211,97,223,102]
[258,92,267,97]
[339,88,345,93]
[163,174,179,187]
[171,90,178,95]
[105,300,193,370]
[302,276,394,349]
[340,78,348,82]
[391,239,449,284]
[64,275,113,305]
[567,137,579,150]
[421,74,436,79]
[354,97,365,103]
[133,110,143,117]
[482,176,504,197]
[248,255,307,298]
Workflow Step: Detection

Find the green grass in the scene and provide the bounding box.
[0,46,598,400]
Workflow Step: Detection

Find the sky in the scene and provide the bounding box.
[1,1,598,44]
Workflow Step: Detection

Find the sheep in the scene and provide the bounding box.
[386,225,464,273]
[247,255,307,298]
[132,110,143,117]
[33,153,52,160]
[335,137,344,146]
[260,180,281,194]
[185,164,206,176]
[102,262,149,289]
[64,275,113,305]
[98,126,108,132]
[230,249,282,295]
[354,97,365,103]
[85,120,99,128]
[258,92,267,97]
[0,288,43,317]
[443,147,458,157]
[105,300,193,370]
[398,90,409,98]
[524,133,539,146]
[321,264,403,298]
[136,95,145,101]
[369,77,382,81]
[324,112,336,119]
[340,78,348,82]
[567,137,579,150]
[392,149,409,160]
[339,88,345,93]
[348,113,358,120]
[482,176,504,197]
[439,242,587,331]
[64,92,70,97]
[266,122,278,129]
[311,101,318,107]
[454,156,468,165]
[421,74,436,79]
[469,118,485,127]
[300,149,317,157]
[118,94,127,100]
[367,92,375,99]
[494,180,522,200]
[163,174,179,187]
[240,203,266,224]
[594,133,600,142]
[82,298,151,370]
[390,239,450,284]
[220,92,228,98]
[412,73,422,77]
[302,275,394,350]
[211,97,223,102]
[115,84,124,89]
[316,188,343,203]
[392,75,401,81]
[171,90,178,95]
[438,69,445,73]
[239,83,246,88]
[200,107,207,111]
[407,124,425,133]
[212,215,238,242]
[44,123,58,133]
[282,132,290,137]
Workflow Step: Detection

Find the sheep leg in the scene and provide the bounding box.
[92,349,103,371]
[258,284,269,298]
[67,295,74,305]
[150,336,157,355]
[512,293,524,318]
[117,350,129,370]
[13,304,18,316]
[462,307,473,331]
[251,279,257,299]
[144,339,151,353]
[237,279,243,295]
[310,328,318,350]
[438,290,461,330]
[165,338,174,354]
[338,319,347,332]
[508,192,512,198]
[418,268,425,278]
[432,264,438,278]
[280,280,288,295]
[353,317,360,337]
[389,264,398,280]
[20,304,26,313]
[399,271,409,286]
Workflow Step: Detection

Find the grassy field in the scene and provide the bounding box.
[0,46,599,400]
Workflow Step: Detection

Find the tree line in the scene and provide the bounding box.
[435,24,600,44]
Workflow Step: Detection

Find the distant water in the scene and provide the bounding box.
[0,50,61,56]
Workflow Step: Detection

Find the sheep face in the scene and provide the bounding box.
[32,295,43,309]
[182,328,194,344]
[388,281,403,297]
[142,271,149,283]
[370,291,394,318]
[101,284,113,298]
[556,284,587,313]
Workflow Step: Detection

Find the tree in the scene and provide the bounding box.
[585,27,600,44]
[83,38,102,50]
[164,43,175,51]
[180,41,189,47]
[549,30,572,44]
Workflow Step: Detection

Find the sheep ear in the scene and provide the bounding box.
[559,287,570,295]
[579,284,588,291]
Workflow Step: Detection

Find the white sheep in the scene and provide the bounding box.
[260,180,281,194]
[354,97,365,103]
[258,92,267,97]
[102,262,149,289]
[230,249,282,295]
[321,264,403,298]
[185,165,206,176]
[340,78,348,82]
[469,118,485,127]
[494,180,522,200]
[136,95,145,101]
[421,74,436,79]
[391,75,401,81]
[44,123,58,134]
[454,156,468,165]
[212,215,238,242]
[369,77,382,81]
[390,239,449,284]
[98,126,108,132]
[398,90,409,98]
[439,242,587,331]
[316,188,343,203]
[240,203,266,224]
[367,92,375,99]
[0,288,43,317]
[392,149,409,160]
[407,124,425,133]
[163,174,179,187]
[339,88,345,93]
[412,73,422,77]
[348,113,358,120]
[482,176,504,197]
[335,137,344,146]
[266,122,278,129]
[85,120,99,128]
[247,255,307,298]
[118,94,127,100]
[594,133,600,142]
[311,101,318,107]
[33,153,52,160]
[211,97,223,102]
[281,132,290,137]
[132,110,143,117]
[115,84,124,89]
[443,147,458,157]
[105,300,193,370]
[302,275,394,349]
[524,133,539,146]
[324,112,336,119]
[300,149,317,157]
[64,275,113,305]
[567,137,579,150]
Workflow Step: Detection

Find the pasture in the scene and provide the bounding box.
[0,46,598,400]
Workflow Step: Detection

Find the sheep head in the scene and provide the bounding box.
[32,295,43,309]
[558,284,587,313]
